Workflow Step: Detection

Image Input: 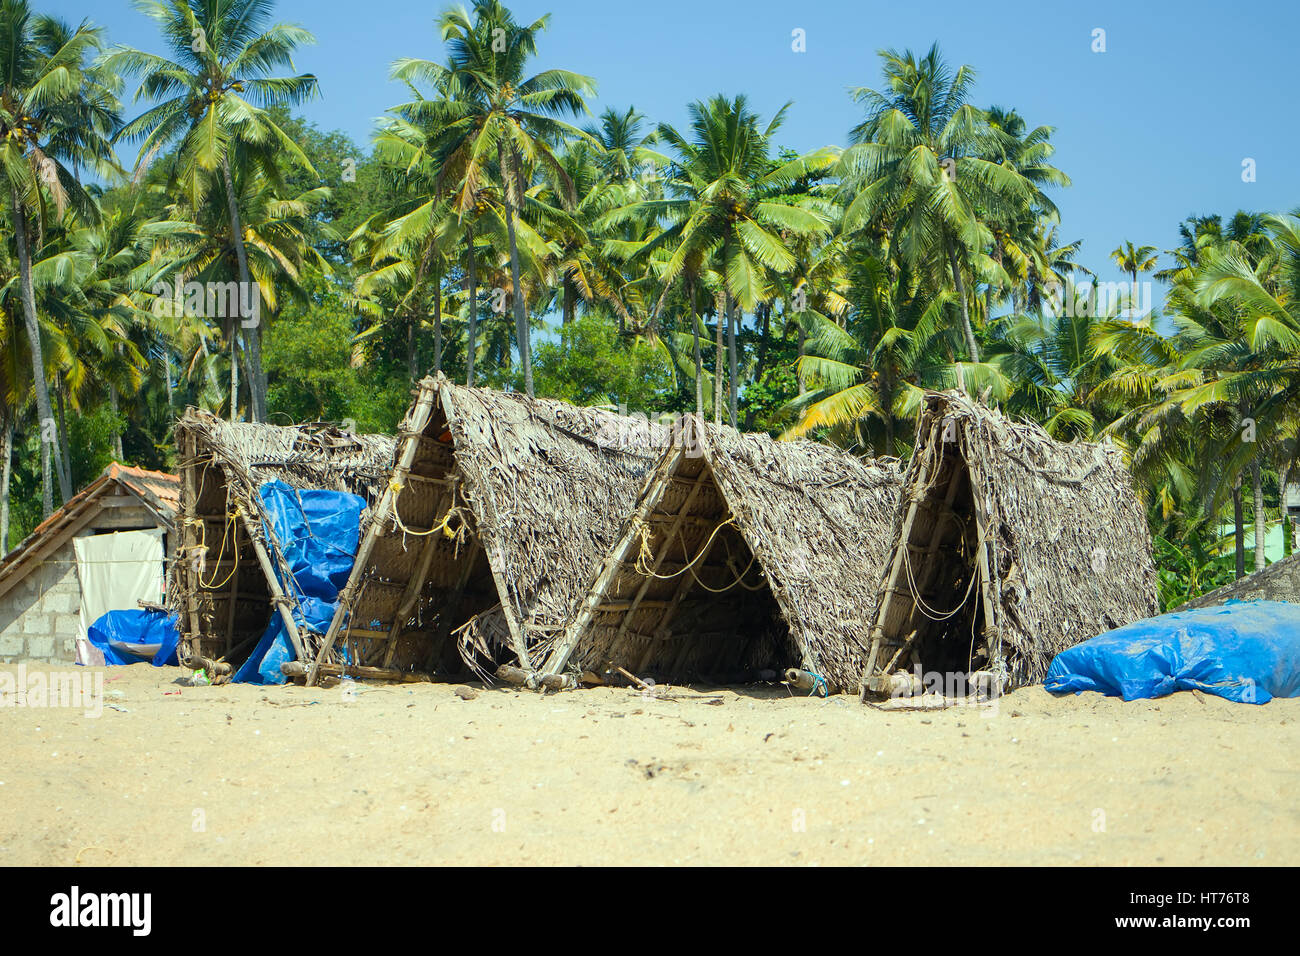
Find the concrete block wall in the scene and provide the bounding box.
[0,543,82,664]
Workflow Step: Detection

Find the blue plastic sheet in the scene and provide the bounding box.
[1045,600,1300,704]
[232,480,364,684]
[85,608,181,667]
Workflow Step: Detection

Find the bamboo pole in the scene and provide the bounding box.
[306,382,439,686]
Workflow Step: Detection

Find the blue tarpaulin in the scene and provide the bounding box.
[232,480,364,684]
[1045,600,1300,704]
[85,608,181,667]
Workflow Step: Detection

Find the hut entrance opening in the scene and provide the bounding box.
[335,409,498,676]
[593,455,796,683]
[881,433,988,680]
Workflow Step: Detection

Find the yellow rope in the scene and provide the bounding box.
[195,508,241,590]
[389,477,463,539]
[634,516,736,580]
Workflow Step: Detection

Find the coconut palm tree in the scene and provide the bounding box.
[840,45,1062,366]
[1109,240,1159,297]
[617,95,835,425]
[0,1,120,515]
[391,0,597,397]
[106,0,319,422]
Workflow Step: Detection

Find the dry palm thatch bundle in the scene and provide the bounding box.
[539,417,904,692]
[1178,553,1300,609]
[861,390,1158,697]
[172,408,396,671]
[302,375,671,685]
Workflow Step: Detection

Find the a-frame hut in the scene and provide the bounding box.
[303,376,668,685]
[173,409,396,674]
[539,418,904,693]
[860,390,1158,697]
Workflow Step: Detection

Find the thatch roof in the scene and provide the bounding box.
[1179,554,1300,609]
[862,390,1158,694]
[538,417,904,692]
[301,375,670,684]
[172,408,397,670]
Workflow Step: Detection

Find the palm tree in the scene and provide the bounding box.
[107,0,319,422]
[840,45,1062,366]
[0,0,118,515]
[621,95,835,425]
[1109,240,1159,298]
[392,0,596,397]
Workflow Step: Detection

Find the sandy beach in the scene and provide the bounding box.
[1,663,1296,866]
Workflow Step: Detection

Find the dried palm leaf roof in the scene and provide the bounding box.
[1179,553,1300,609]
[302,375,672,683]
[863,390,1158,693]
[172,408,397,669]
[539,418,905,692]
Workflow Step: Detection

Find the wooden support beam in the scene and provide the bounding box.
[539,446,686,678]
[306,383,440,686]
[381,488,450,668]
[614,462,713,647]
[236,506,307,661]
[862,432,942,696]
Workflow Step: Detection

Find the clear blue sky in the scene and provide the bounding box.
[53,0,1300,288]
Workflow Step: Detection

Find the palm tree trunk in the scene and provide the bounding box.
[1233,477,1245,579]
[220,155,264,422]
[1281,460,1293,557]
[946,240,981,363]
[797,317,807,397]
[109,385,124,460]
[433,260,443,375]
[228,319,239,422]
[500,145,534,397]
[689,280,703,419]
[1253,459,1266,572]
[563,277,576,328]
[713,300,724,426]
[1,413,12,554]
[56,386,71,488]
[726,296,738,429]
[10,186,69,515]
[465,223,478,387]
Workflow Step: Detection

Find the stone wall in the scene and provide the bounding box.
[0,541,82,664]
[1180,554,1300,609]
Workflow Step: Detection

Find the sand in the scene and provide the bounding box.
[1,663,1296,866]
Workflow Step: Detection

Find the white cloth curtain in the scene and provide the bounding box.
[73,528,166,659]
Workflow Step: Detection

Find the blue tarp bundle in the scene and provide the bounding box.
[86,608,181,667]
[232,479,364,684]
[1045,600,1300,704]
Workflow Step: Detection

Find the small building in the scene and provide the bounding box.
[538,417,904,692]
[0,464,180,664]
[300,375,671,685]
[861,390,1159,696]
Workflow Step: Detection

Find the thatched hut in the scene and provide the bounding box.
[1179,553,1300,609]
[301,376,670,685]
[173,409,396,674]
[860,390,1158,698]
[538,418,903,692]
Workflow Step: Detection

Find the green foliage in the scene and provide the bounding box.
[264,274,409,432]
[531,318,675,410]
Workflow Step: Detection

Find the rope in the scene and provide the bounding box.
[193,508,240,590]
[633,516,736,580]
[388,477,464,539]
[901,531,979,622]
